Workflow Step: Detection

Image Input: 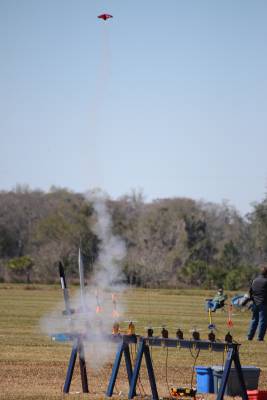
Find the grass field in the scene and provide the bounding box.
[0,284,266,400]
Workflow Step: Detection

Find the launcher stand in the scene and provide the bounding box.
[106,338,136,397]
[128,338,248,400]
[63,336,89,393]
[217,345,247,400]
[128,338,158,399]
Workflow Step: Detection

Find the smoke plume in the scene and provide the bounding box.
[88,188,126,290]
[40,189,127,370]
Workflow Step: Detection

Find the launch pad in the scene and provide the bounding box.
[56,260,248,400]
[58,333,248,400]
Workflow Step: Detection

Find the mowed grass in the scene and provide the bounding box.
[0,284,266,400]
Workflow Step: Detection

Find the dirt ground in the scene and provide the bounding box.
[1,357,266,400]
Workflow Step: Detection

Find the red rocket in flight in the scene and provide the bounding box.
[98,14,113,21]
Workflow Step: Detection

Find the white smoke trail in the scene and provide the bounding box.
[87,188,126,291]
[40,189,127,370]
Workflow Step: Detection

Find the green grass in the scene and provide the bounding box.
[0,284,266,399]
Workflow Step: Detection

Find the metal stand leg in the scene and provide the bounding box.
[144,343,158,400]
[106,342,135,397]
[63,337,89,394]
[129,340,159,400]
[216,348,233,400]
[129,340,145,399]
[106,342,124,397]
[216,346,248,400]
[124,344,135,396]
[78,340,89,393]
[233,351,248,400]
[63,339,78,393]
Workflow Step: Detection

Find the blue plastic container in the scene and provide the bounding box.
[213,366,261,396]
[195,366,214,393]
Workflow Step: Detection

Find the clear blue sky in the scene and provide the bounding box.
[1,0,267,214]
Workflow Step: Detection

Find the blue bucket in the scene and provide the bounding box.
[196,366,214,393]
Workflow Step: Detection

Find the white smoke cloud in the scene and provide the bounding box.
[40,189,127,370]
[87,188,126,291]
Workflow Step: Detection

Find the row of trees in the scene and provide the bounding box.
[0,185,266,289]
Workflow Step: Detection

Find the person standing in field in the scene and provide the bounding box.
[247,265,267,341]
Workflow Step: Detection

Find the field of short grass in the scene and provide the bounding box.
[0,284,266,399]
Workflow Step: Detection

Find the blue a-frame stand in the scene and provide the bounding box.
[63,335,89,393]
[107,337,249,400]
[217,344,247,400]
[62,335,248,400]
[127,338,158,399]
[106,337,136,397]
[63,334,135,395]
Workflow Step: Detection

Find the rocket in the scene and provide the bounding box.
[78,248,86,312]
[58,261,75,316]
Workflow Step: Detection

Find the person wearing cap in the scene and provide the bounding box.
[247,265,267,341]
[206,288,227,312]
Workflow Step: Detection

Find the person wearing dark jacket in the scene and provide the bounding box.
[247,265,267,341]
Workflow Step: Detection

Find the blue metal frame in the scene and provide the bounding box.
[61,334,136,395]
[217,346,248,400]
[128,339,158,400]
[127,338,248,400]
[62,335,248,400]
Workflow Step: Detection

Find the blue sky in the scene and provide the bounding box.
[1,1,267,214]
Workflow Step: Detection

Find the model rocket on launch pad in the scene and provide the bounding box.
[58,261,75,316]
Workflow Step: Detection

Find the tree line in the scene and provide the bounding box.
[0,185,266,290]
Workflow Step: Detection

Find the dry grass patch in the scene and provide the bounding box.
[0,285,266,399]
